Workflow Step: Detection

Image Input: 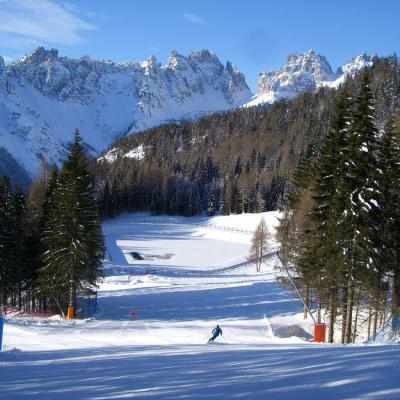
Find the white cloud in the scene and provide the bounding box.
[0,0,96,48]
[183,13,207,26]
[60,2,116,21]
[84,10,115,21]
[58,0,78,13]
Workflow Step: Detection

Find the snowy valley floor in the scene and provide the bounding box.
[1,212,399,399]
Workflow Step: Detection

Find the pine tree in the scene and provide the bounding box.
[42,168,58,225]
[0,177,15,306]
[207,183,217,216]
[277,150,315,267]
[221,181,231,215]
[375,117,400,329]
[230,180,243,214]
[39,130,104,316]
[11,185,27,309]
[337,71,380,342]
[307,89,351,341]
[101,180,111,218]
[234,156,242,177]
[109,177,121,217]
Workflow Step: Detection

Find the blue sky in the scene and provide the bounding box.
[0,0,399,91]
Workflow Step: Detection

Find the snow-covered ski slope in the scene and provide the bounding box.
[1,212,400,399]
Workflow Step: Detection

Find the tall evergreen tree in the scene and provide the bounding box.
[307,89,351,341]
[337,71,380,342]
[11,185,27,309]
[0,177,15,306]
[206,183,217,216]
[375,117,400,329]
[39,130,104,316]
[221,182,231,215]
[42,168,58,225]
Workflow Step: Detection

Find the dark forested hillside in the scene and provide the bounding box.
[92,56,400,218]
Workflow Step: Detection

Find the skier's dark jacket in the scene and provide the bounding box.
[212,326,222,337]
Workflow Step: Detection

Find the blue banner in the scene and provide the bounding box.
[76,294,98,319]
[0,315,3,351]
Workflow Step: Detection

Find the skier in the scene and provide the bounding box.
[208,324,222,342]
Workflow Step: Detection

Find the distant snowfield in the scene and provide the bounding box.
[1,211,399,400]
[103,211,280,269]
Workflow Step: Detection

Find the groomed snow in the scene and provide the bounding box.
[102,212,280,270]
[1,211,399,400]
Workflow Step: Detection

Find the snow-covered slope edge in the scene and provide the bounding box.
[245,50,375,107]
[0,47,251,177]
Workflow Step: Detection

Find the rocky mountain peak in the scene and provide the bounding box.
[189,49,216,60]
[256,49,336,97]
[286,49,335,82]
[166,50,189,70]
[226,61,235,74]
[338,53,375,77]
[224,61,248,93]
[141,54,160,75]
[21,46,59,64]
[246,50,375,107]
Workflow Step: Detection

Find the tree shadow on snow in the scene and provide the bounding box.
[1,344,399,400]
[97,280,302,322]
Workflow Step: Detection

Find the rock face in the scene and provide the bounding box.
[245,49,375,106]
[0,47,251,176]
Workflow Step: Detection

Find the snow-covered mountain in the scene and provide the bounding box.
[0,47,376,181]
[245,50,375,107]
[0,47,251,177]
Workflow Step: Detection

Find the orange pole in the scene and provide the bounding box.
[66,306,75,319]
[313,323,326,342]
